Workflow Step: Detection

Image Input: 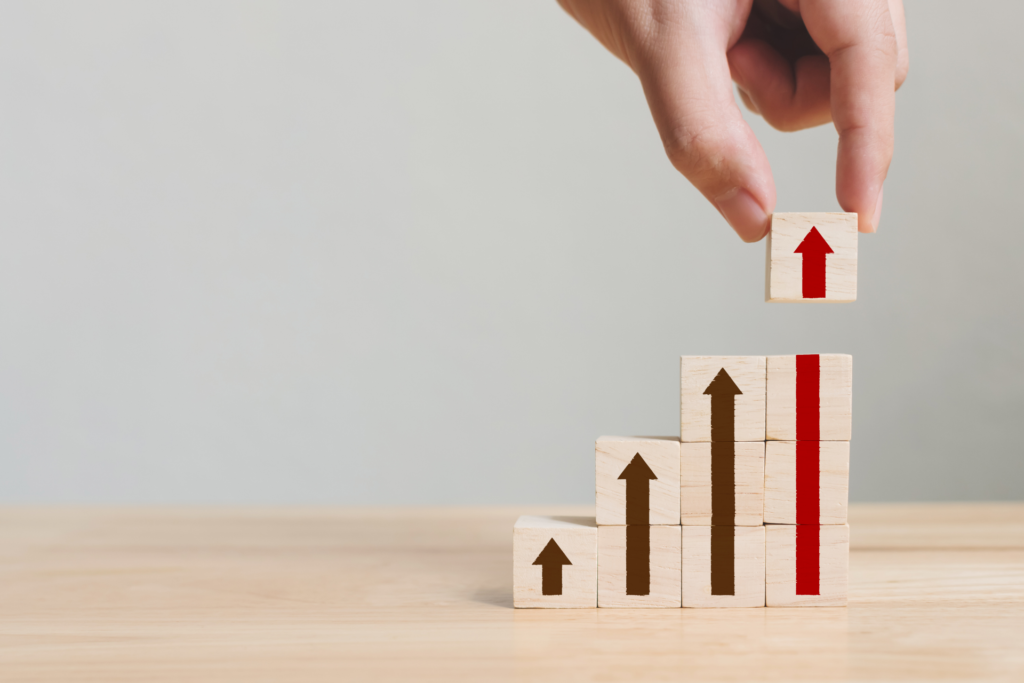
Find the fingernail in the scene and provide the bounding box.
[870,187,884,232]
[714,187,769,242]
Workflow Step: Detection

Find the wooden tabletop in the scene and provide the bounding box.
[2,504,1023,682]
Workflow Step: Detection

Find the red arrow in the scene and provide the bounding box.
[794,227,834,298]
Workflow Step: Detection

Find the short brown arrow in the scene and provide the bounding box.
[705,368,741,596]
[533,539,572,596]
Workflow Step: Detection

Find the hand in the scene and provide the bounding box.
[557,0,909,241]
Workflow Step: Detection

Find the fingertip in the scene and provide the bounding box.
[714,187,772,242]
[866,187,883,233]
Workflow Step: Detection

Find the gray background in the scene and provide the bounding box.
[1,1,1020,504]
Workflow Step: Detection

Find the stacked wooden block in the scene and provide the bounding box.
[763,354,852,606]
[513,354,852,608]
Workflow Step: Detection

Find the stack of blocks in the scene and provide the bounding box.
[514,213,858,608]
[514,354,852,608]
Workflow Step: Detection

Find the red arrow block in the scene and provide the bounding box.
[765,212,857,303]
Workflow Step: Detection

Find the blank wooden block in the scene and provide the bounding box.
[513,516,597,608]
[680,356,766,443]
[596,436,680,526]
[766,212,857,303]
[766,354,852,441]
[680,441,765,526]
[598,525,681,608]
[766,524,849,607]
[764,441,849,525]
[682,525,765,608]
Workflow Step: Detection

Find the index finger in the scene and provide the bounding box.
[800,0,899,232]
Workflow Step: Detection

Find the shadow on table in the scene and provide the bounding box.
[472,585,514,609]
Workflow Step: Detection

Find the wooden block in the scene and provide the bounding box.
[766,212,857,303]
[680,442,765,526]
[766,524,849,607]
[764,441,849,525]
[680,356,766,443]
[766,354,852,441]
[598,525,681,608]
[513,516,597,608]
[682,525,765,607]
[596,436,680,526]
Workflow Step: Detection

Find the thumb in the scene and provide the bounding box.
[632,22,776,242]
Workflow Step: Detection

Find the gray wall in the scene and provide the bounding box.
[1,1,1021,504]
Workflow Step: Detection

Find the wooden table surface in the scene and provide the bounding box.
[2,504,1023,682]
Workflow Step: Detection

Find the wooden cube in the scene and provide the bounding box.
[764,441,849,525]
[680,441,765,526]
[598,525,681,608]
[596,436,680,526]
[766,212,857,303]
[682,525,765,607]
[513,516,597,608]
[766,524,849,607]
[680,356,766,443]
[766,354,852,441]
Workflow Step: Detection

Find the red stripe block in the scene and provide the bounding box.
[796,440,820,524]
[796,524,820,595]
[796,354,820,440]
[795,354,822,595]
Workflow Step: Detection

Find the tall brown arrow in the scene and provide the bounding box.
[704,368,742,596]
[619,454,657,595]
[533,538,571,596]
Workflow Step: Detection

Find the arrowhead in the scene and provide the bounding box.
[618,453,657,481]
[703,368,743,396]
[794,226,834,256]
[533,538,571,566]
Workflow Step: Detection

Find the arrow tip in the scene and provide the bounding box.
[794,226,834,255]
[533,538,571,566]
[618,453,657,480]
[704,368,742,396]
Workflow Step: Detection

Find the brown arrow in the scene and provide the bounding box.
[619,453,658,525]
[533,538,571,596]
[619,454,658,595]
[705,368,742,443]
[625,525,651,596]
[705,368,741,595]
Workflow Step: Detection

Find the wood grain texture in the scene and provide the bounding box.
[682,525,766,608]
[680,356,766,443]
[513,516,596,608]
[597,525,681,608]
[596,436,680,525]
[766,524,849,607]
[680,441,765,525]
[766,212,857,303]
[1,505,1023,682]
[766,354,853,441]
[764,441,849,524]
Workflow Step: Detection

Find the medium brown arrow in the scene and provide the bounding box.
[619,453,657,525]
[619,454,658,595]
[533,538,572,596]
[704,368,742,596]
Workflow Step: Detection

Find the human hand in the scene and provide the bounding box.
[557,0,908,241]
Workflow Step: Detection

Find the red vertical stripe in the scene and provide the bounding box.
[796,354,820,440]
[796,525,820,595]
[795,354,821,595]
[796,440,820,524]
